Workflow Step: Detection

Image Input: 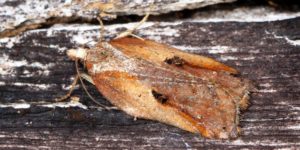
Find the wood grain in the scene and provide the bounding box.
[0,17,300,149]
[0,0,236,38]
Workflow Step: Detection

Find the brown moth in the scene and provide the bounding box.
[67,37,253,139]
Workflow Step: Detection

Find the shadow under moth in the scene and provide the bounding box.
[67,36,254,139]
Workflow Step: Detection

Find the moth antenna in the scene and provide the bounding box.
[54,74,79,102]
[114,13,150,39]
[129,33,145,41]
[97,16,105,42]
[75,59,115,110]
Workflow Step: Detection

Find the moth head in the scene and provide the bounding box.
[67,48,87,61]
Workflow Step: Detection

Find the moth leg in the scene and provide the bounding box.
[55,74,79,102]
[80,73,95,85]
[114,13,150,39]
[56,47,88,102]
[74,60,117,110]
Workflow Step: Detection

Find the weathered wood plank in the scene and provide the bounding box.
[0,0,236,38]
[0,16,300,149]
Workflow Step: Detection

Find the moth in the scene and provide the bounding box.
[66,35,253,139]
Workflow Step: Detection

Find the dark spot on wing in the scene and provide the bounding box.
[151,90,168,104]
[164,56,185,67]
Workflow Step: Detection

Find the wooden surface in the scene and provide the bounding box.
[1,3,300,149]
[0,0,236,38]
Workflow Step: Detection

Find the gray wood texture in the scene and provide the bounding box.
[0,17,299,149]
[0,0,235,38]
[1,0,300,149]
